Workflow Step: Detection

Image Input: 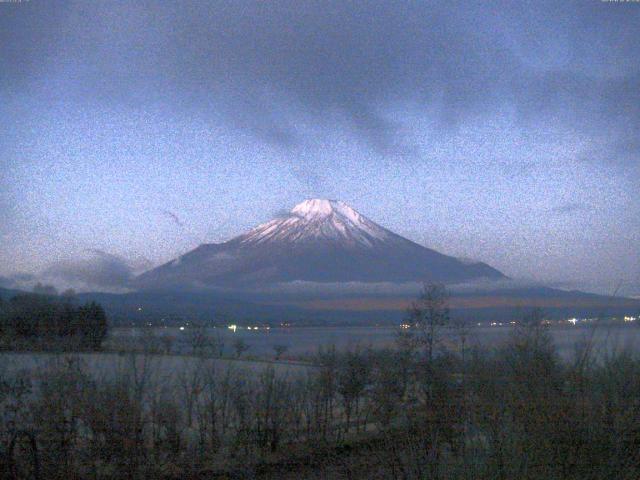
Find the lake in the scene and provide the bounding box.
[107,322,640,361]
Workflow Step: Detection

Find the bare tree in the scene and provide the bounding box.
[407,283,450,362]
[177,360,205,428]
[273,344,288,360]
[160,334,174,354]
[451,319,472,446]
[233,338,249,358]
[337,347,370,433]
[188,324,208,356]
[451,319,471,364]
[141,328,163,354]
[212,329,226,358]
[316,345,338,439]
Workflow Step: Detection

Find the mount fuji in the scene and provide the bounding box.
[136,199,504,291]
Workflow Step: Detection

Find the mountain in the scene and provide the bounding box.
[136,199,505,290]
[131,199,640,323]
[5,199,635,325]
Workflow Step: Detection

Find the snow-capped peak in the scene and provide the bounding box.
[291,199,362,222]
[137,198,507,290]
[236,199,391,247]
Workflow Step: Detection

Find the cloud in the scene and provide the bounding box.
[239,277,544,297]
[272,208,292,218]
[0,273,36,290]
[6,1,638,161]
[162,210,184,228]
[161,210,207,245]
[43,250,135,292]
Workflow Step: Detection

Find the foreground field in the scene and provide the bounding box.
[0,351,311,380]
[3,321,640,479]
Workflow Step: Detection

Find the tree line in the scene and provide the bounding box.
[0,292,108,351]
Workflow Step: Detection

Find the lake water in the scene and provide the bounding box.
[108,323,640,361]
[2,324,639,393]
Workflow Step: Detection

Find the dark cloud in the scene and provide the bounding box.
[273,208,292,219]
[1,0,639,297]
[162,210,184,228]
[3,1,638,160]
[43,250,135,291]
[161,210,207,245]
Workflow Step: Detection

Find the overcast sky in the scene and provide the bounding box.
[1,0,639,295]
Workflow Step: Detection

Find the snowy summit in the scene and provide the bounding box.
[238,199,390,247]
[291,199,360,221]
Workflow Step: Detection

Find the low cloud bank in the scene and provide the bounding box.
[41,250,135,293]
[0,273,37,291]
[244,278,546,297]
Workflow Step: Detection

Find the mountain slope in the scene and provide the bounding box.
[136,199,504,290]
